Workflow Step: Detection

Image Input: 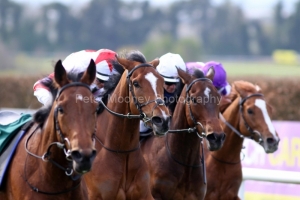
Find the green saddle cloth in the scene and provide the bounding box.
[0,113,32,154]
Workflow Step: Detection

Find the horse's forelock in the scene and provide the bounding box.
[125,50,147,63]
[193,69,205,79]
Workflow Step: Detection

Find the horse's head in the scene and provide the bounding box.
[116,52,170,135]
[232,81,280,153]
[53,59,98,173]
[178,68,226,151]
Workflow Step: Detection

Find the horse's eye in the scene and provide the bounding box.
[133,81,140,88]
[58,107,64,114]
[247,108,254,115]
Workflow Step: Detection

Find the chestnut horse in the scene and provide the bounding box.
[141,68,226,200]
[204,80,280,200]
[0,60,99,200]
[84,51,170,200]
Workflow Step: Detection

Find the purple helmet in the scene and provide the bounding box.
[203,61,231,96]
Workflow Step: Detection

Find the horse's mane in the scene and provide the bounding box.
[97,50,145,114]
[228,80,261,102]
[33,71,87,126]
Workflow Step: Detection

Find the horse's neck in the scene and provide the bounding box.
[98,74,140,148]
[213,97,244,160]
[168,98,201,162]
[30,111,72,182]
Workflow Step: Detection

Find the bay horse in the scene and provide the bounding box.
[0,59,99,200]
[84,51,170,200]
[204,80,280,200]
[141,68,226,200]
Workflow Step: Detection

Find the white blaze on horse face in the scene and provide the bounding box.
[145,72,158,97]
[204,87,211,98]
[255,99,277,138]
[161,110,168,120]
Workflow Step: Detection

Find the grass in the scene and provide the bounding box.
[0,53,65,77]
[223,62,300,77]
[1,54,300,78]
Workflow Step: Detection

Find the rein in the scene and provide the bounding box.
[167,78,211,136]
[23,82,93,195]
[166,78,213,184]
[165,132,203,168]
[100,63,165,121]
[96,63,165,154]
[219,93,264,144]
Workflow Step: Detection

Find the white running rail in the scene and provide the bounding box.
[239,168,300,199]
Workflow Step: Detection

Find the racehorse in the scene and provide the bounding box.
[141,68,226,200]
[204,80,280,200]
[0,59,99,200]
[84,51,170,200]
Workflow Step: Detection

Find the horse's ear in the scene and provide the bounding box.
[149,58,160,69]
[115,54,135,71]
[233,82,247,98]
[54,60,69,87]
[206,67,215,82]
[177,67,192,85]
[80,59,96,85]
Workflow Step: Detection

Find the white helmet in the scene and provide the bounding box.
[157,53,187,82]
[62,49,117,81]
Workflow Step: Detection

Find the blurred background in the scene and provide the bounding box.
[0,1,300,199]
[1,0,300,118]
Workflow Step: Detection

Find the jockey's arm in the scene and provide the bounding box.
[33,73,54,106]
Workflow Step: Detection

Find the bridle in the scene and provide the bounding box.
[24,82,96,195]
[166,77,213,184]
[167,78,212,137]
[215,93,264,165]
[219,93,264,144]
[97,63,165,153]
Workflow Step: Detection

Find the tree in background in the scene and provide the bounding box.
[287,1,300,52]
[1,0,300,58]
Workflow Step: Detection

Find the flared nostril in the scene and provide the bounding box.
[221,133,226,141]
[267,138,275,145]
[71,150,97,162]
[152,116,163,126]
[206,133,217,141]
[206,132,226,142]
[71,150,82,162]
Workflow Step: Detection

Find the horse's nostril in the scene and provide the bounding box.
[71,150,96,162]
[267,138,275,144]
[91,150,96,160]
[71,150,82,162]
[207,132,226,142]
[221,133,226,141]
[152,116,163,125]
[206,134,216,141]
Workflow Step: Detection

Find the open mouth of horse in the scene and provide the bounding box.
[205,132,226,151]
[71,149,97,174]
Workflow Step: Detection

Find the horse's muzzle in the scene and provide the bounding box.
[206,132,226,151]
[151,116,170,136]
[263,137,280,153]
[71,149,96,174]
